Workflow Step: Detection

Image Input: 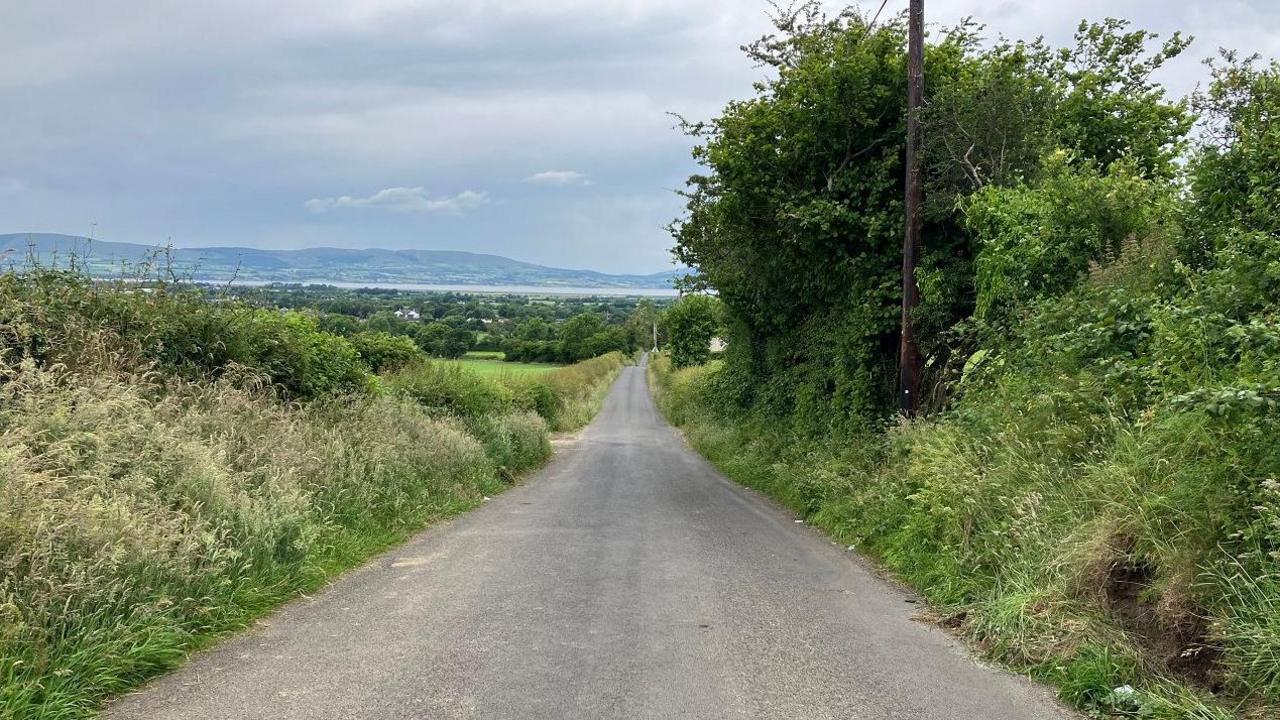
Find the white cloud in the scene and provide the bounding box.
[524,170,591,186]
[304,187,489,214]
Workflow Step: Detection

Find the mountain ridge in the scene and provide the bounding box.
[0,233,682,289]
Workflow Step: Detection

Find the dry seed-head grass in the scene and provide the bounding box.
[0,346,502,717]
[0,270,627,718]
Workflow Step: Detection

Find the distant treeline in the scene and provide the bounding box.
[216,283,667,363]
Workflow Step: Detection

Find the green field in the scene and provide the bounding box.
[451,354,561,376]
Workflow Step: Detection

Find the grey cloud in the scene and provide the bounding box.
[4,2,1280,274]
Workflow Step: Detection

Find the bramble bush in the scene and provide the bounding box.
[963,154,1172,324]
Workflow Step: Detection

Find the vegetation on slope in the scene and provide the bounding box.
[0,271,627,719]
[658,3,1280,718]
[654,229,1279,717]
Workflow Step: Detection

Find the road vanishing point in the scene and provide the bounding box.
[108,358,1074,720]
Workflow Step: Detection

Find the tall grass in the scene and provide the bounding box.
[649,235,1280,719]
[539,351,631,430]
[0,271,628,719]
[384,351,628,433]
[0,359,504,718]
[651,356,1266,719]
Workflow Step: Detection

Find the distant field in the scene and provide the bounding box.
[451,355,561,376]
[464,351,505,359]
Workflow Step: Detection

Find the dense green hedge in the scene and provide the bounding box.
[0,272,373,398]
[670,8,1194,433]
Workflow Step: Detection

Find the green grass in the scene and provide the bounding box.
[386,353,628,433]
[0,363,527,719]
[649,348,1276,720]
[463,350,505,360]
[450,357,562,377]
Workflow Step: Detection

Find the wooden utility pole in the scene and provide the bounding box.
[899,0,924,416]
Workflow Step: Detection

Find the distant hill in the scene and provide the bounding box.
[0,234,683,289]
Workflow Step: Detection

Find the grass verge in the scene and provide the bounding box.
[1,343,624,719]
[649,354,1276,720]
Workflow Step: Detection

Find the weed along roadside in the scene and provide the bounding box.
[0,269,631,719]
[649,320,1276,720]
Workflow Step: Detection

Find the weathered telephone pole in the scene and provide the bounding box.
[899,0,924,417]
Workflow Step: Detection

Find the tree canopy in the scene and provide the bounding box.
[670,2,1192,432]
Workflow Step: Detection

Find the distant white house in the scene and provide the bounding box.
[710,337,728,353]
[394,308,421,320]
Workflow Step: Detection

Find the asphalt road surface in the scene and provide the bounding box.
[108,358,1074,720]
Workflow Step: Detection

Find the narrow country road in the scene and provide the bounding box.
[108,358,1073,720]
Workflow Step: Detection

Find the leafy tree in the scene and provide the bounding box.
[559,313,607,362]
[926,18,1192,197]
[316,312,360,337]
[1049,19,1192,179]
[671,4,1193,429]
[408,321,472,358]
[364,310,408,335]
[350,331,424,372]
[1191,52,1280,251]
[442,327,474,359]
[921,29,1058,214]
[502,339,560,363]
[584,326,630,359]
[413,322,451,356]
[662,295,722,368]
[519,317,555,341]
[625,299,664,350]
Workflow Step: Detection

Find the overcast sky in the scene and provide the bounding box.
[3,1,1277,273]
